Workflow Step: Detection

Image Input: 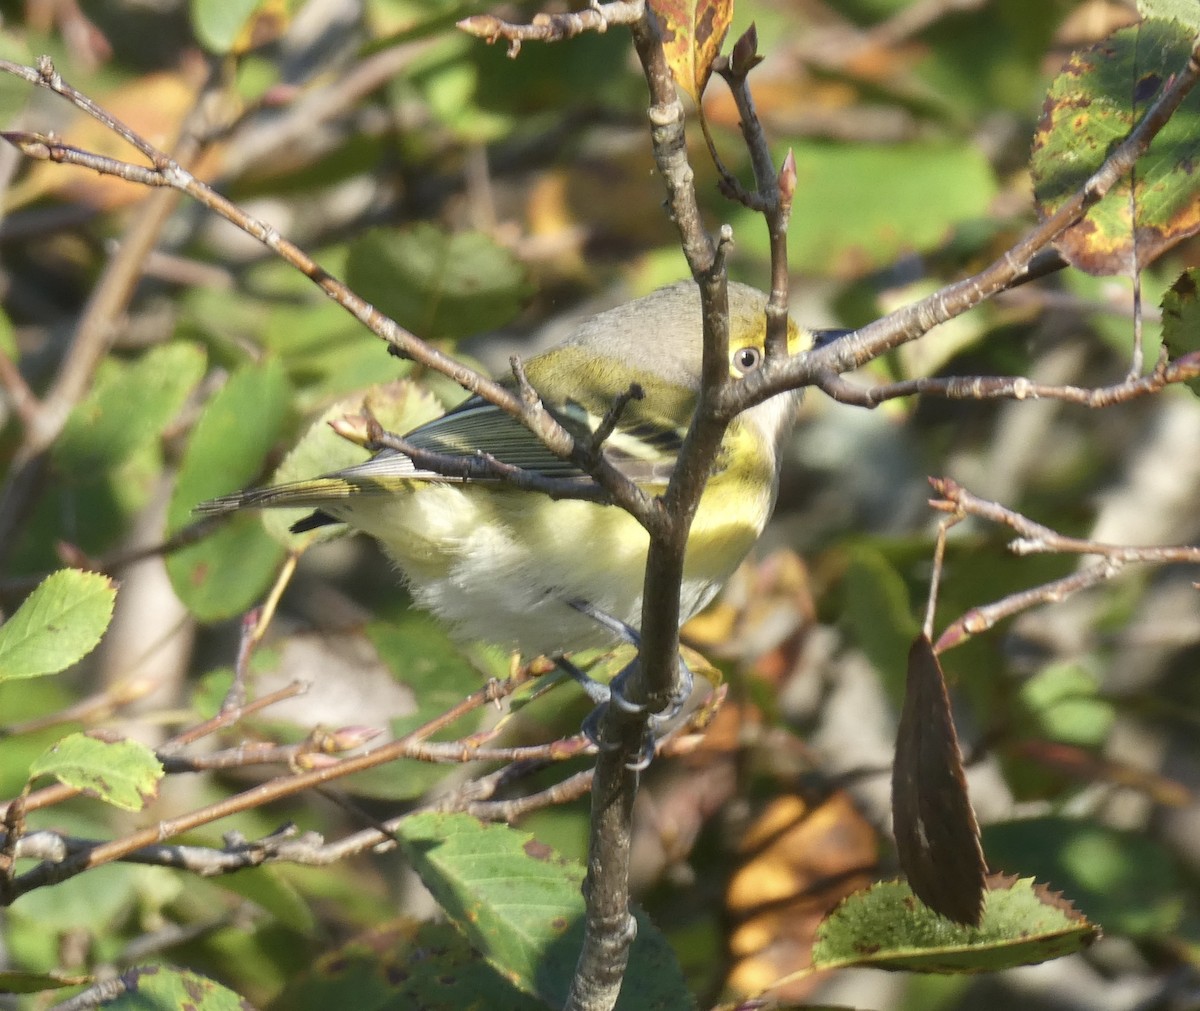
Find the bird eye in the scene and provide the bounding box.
[731,345,763,376]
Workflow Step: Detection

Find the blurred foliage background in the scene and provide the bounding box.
[0,0,1198,1008]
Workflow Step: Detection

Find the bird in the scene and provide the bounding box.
[197,280,810,664]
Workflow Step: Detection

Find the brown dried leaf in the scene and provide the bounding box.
[892,635,987,926]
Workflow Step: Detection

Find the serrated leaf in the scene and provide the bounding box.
[0,570,115,682]
[1161,268,1200,395]
[893,636,986,927]
[1138,0,1200,30]
[651,0,733,104]
[167,359,291,620]
[398,812,693,1010]
[85,964,250,1009]
[30,733,163,811]
[55,342,207,476]
[344,225,529,341]
[398,812,584,1000]
[1032,19,1200,275]
[813,877,1098,973]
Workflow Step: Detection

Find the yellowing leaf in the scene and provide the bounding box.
[651,0,734,104]
[1032,19,1200,275]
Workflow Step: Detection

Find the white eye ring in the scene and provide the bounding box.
[732,345,763,376]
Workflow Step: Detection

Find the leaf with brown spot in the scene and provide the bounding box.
[29,732,163,811]
[892,635,986,927]
[650,0,734,104]
[1032,19,1200,275]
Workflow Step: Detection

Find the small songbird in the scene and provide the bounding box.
[198,281,809,661]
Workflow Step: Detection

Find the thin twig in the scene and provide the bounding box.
[931,476,1200,563]
[0,58,655,526]
[458,1,644,57]
[815,348,1200,408]
[929,476,1200,651]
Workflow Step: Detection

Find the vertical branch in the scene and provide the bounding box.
[718,27,793,358]
[569,6,740,1009]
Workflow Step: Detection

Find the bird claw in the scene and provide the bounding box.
[579,702,656,771]
[558,597,697,770]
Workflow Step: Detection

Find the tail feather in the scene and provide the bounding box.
[194,477,358,517]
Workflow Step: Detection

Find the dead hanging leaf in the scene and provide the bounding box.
[725,792,878,1001]
[892,634,986,927]
[1031,18,1200,275]
[650,0,734,105]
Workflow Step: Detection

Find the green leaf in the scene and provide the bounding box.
[0,304,15,359]
[87,964,250,1009]
[1032,19,1200,274]
[270,919,546,1011]
[0,570,116,682]
[168,514,287,623]
[190,0,264,53]
[1138,0,1200,30]
[8,858,144,937]
[167,359,291,620]
[753,141,996,277]
[169,358,293,530]
[984,816,1184,937]
[0,30,32,128]
[54,342,207,476]
[370,611,497,735]
[260,379,445,546]
[30,733,163,811]
[1161,268,1200,395]
[398,812,693,1010]
[841,545,920,708]
[212,866,317,936]
[813,877,1098,973]
[1018,662,1114,747]
[345,225,530,341]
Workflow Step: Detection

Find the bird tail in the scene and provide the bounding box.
[194,477,359,518]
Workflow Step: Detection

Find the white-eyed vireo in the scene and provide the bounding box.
[200,280,809,660]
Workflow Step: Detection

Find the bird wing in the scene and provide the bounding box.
[334,395,685,488]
